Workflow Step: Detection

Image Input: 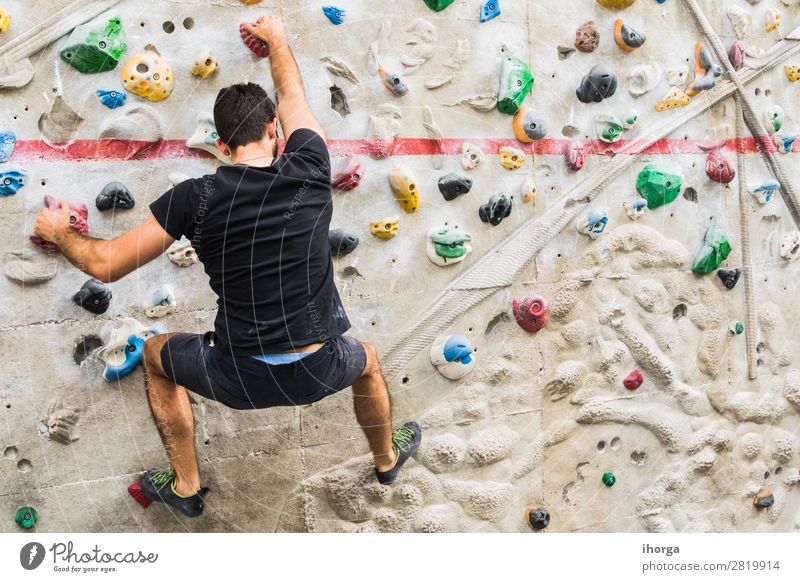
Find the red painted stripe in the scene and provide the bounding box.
[6,135,796,163]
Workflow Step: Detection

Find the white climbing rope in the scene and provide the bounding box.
[734,97,759,381]
[681,0,800,228]
[380,26,800,381]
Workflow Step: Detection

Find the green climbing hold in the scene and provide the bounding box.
[15,506,37,529]
[497,54,534,115]
[423,0,456,10]
[60,16,127,74]
[636,164,682,209]
[602,472,616,487]
[692,225,732,274]
[730,321,744,335]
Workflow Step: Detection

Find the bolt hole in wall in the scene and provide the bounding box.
[597,440,606,453]
[401,376,410,385]
[162,21,175,34]
[183,17,194,30]
[673,303,687,320]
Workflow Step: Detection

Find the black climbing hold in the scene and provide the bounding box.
[525,506,550,530]
[438,173,473,201]
[717,268,741,290]
[479,193,513,225]
[95,181,134,211]
[329,228,359,256]
[576,64,618,104]
[72,278,112,314]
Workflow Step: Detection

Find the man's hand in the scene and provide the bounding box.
[34,199,73,247]
[243,16,287,49]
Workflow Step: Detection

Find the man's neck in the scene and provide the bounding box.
[231,139,277,167]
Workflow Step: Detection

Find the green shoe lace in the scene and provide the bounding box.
[392,426,416,454]
[150,468,176,488]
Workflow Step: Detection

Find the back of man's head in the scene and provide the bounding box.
[213,83,276,150]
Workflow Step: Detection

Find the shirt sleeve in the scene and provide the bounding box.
[149,178,195,240]
[280,128,331,181]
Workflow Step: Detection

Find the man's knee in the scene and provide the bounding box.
[143,334,173,376]
[360,341,381,378]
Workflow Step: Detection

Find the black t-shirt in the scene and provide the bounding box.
[150,128,350,356]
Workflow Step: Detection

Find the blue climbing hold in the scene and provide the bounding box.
[0,131,16,163]
[775,134,796,154]
[322,6,346,25]
[103,335,145,382]
[0,169,26,196]
[443,335,474,365]
[96,89,126,109]
[480,0,500,22]
[102,322,166,382]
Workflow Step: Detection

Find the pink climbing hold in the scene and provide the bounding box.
[512,295,550,333]
[623,370,643,390]
[705,149,735,184]
[240,22,270,58]
[30,195,89,253]
[331,159,363,191]
[565,141,586,171]
[728,41,745,71]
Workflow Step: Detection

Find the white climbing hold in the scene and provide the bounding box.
[4,248,58,284]
[779,231,800,262]
[627,60,662,96]
[367,103,402,160]
[425,39,470,89]
[145,285,177,318]
[38,95,83,146]
[401,18,438,73]
[186,112,231,164]
[321,56,360,85]
[422,105,445,169]
[461,142,484,170]
[726,6,752,40]
[167,237,198,267]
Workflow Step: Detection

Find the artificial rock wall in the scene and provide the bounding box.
[1,0,800,532]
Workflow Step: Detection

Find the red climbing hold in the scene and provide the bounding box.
[512,295,550,333]
[565,141,586,171]
[705,149,735,184]
[29,195,89,253]
[331,159,363,191]
[623,370,643,390]
[240,22,270,58]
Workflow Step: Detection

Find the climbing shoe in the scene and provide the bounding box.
[133,468,208,518]
[375,421,422,485]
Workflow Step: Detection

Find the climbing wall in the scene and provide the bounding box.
[1,0,799,532]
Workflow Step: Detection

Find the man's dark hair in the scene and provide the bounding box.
[213,83,276,150]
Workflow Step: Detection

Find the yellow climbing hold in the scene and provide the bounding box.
[370,218,399,239]
[785,65,800,82]
[596,0,637,8]
[765,10,781,33]
[499,146,526,170]
[389,165,420,213]
[655,86,691,112]
[121,45,174,102]
[0,7,11,33]
[191,49,218,79]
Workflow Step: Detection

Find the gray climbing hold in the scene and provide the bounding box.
[438,173,473,201]
[72,278,112,314]
[330,85,350,117]
[479,193,513,225]
[329,229,359,256]
[95,181,134,211]
[576,64,618,103]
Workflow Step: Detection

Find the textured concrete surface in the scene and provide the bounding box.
[1,0,799,532]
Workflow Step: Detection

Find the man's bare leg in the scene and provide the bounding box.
[142,334,201,496]
[351,342,396,472]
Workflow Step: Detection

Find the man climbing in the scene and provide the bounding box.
[33,15,421,518]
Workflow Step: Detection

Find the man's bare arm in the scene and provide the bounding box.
[243,16,325,141]
[34,203,174,283]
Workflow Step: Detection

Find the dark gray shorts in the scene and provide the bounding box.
[160,332,367,410]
